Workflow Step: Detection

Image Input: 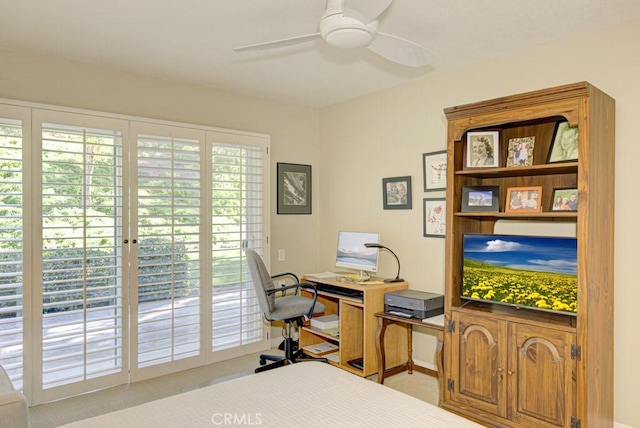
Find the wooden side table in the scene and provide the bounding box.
[374,312,445,400]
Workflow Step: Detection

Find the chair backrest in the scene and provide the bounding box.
[244,248,276,314]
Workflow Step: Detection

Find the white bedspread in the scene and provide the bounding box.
[62,362,482,427]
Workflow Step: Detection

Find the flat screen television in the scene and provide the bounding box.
[462,233,577,315]
[335,231,380,275]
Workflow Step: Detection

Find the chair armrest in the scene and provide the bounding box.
[270,272,300,284]
[266,282,320,319]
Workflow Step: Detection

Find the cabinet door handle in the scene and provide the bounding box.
[508,370,514,376]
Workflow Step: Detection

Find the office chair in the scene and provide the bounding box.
[244,248,328,373]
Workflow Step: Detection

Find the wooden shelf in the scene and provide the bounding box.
[455,211,577,219]
[301,326,340,343]
[456,162,577,178]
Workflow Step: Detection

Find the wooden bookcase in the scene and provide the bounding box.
[442,82,615,427]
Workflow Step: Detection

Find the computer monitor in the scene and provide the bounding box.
[335,231,380,275]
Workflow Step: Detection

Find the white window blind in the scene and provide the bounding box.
[0,116,25,391]
[135,133,202,368]
[211,142,264,351]
[40,121,125,390]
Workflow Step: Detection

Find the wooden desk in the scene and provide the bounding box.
[299,276,408,377]
[374,312,444,400]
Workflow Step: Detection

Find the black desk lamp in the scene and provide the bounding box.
[364,243,404,283]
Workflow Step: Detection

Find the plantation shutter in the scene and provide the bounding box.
[210,132,266,352]
[33,110,129,402]
[130,123,205,375]
[0,105,30,392]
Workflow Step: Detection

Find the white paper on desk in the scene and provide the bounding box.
[422,313,445,327]
[305,272,336,279]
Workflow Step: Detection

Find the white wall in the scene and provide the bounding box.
[319,17,640,427]
[0,46,321,275]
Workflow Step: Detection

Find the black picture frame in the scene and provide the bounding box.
[547,121,579,163]
[277,162,311,214]
[382,176,412,210]
[422,150,447,191]
[423,198,446,237]
[461,186,500,212]
[550,188,578,212]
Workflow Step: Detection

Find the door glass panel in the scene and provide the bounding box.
[136,134,201,367]
[211,143,263,351]
[40,122,124,389]
[0,117,24,390]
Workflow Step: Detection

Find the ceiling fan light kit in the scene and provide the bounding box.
[320,14,378,49]
[234,0,432,68]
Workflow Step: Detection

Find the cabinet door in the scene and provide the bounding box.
[509,322,576,427]
[451,311,508,418]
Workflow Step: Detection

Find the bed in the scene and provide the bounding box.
[62,362,482,427]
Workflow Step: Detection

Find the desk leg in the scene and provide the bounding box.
[406,323,414,374]
[375,317,388,384]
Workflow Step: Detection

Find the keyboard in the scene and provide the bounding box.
[313,283,363,298]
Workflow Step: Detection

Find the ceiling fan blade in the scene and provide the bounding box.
[343,0,393,23]
[368,32,433,68]
[234,33,322,52]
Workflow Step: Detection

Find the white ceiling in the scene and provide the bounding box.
[2,0,640,108]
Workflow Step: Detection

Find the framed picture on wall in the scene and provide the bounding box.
[383,176,412,209]
[422,150,447,191]
[423,198,446,237]
[277,162,312,214]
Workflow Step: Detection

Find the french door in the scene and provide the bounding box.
[0,101,269,404]
[32,110,130,403]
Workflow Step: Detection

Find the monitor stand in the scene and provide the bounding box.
[358,270,371,282]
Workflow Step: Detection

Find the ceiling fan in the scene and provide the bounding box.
[234,0,433,68]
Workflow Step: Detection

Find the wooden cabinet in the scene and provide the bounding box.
[450,310,508,418]
[449,310,576,427]
[442,82,615,427]
[299,277,408,377]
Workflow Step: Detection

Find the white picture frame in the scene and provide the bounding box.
[466,131,500,168]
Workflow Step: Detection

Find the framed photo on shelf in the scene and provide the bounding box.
[383,176,412,210]
[466,131,500,168]
[547,121,579,163]
[505,186,543,213]
[461,186,500,212]
[277,162,312,214]
[423,198,446,237]
[506,136,535,167]
[551,188,578,211]
[422,150,447,191]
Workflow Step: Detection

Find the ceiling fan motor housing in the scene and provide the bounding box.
[320,8,378,49]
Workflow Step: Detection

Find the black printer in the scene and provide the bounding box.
[384,289,444,319]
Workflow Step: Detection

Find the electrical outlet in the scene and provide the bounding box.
[278,249,285,261]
